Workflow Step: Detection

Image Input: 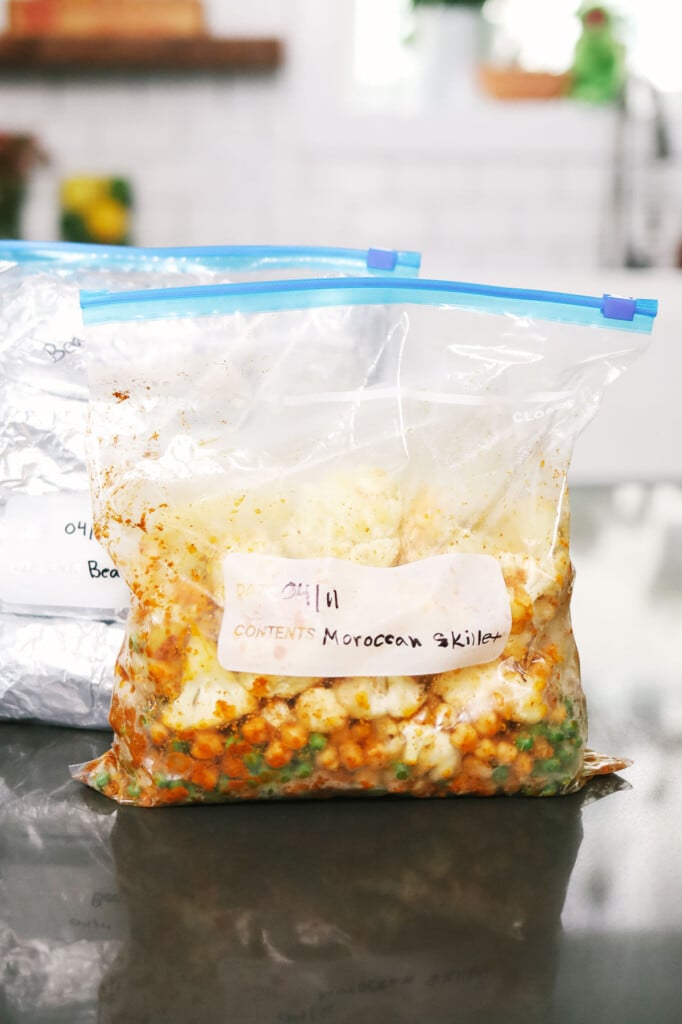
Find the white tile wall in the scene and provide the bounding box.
[0,0,625,269]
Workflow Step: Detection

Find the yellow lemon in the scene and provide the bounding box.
[85,198,128,244]
[60,176,108,214]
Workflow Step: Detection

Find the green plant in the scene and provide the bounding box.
[412,0,484,6]
[0,133,48,238]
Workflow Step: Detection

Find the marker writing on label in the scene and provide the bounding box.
[88,560,120,579]
[64,520,95,541]
[433,629,503,649]
[43,337,82,363]
[281,581,340,612]
[322,628,422,649]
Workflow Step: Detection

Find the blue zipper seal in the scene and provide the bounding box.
[0,240,420,276]
[80,276,658,334]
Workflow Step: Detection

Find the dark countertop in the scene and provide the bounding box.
[1,484,681,1024]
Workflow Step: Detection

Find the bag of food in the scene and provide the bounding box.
[0,244,419,727]
[74,278,657,802]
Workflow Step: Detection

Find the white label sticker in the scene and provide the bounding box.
[0,493,129,612]
[218,553,511,677]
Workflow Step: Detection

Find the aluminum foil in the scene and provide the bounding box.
[0,264,277,728]
[0,274,122,727]
[0,615,124,728]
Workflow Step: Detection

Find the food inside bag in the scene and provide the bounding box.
[0,243,419,728]
[74,279,657,802]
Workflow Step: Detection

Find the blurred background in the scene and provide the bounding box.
[0,0,680,480]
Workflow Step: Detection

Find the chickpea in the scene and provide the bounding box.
[475,738,497,763]
[190,731,224,760]
[350,721,373,743]
[280,722,308,751]
[316,745,339,771]
[451,722,478,752]
[549,703,568,725]
[148,721,169,747]
[496,740,519,765]
[264,740,293,769]
[519,696,548,725]
[533,736,553,760]
[241,716,270,745]
[462,754,493,781]
[364,740,387,766]
[191,764,219,791]
[515,752,534,777]
[475,710,500,738]
[339,741,364,771]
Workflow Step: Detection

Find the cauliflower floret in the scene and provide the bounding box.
[515,693,548,725]
[334,676,425,720]
[499,548,572,636]
[162,677,255,730]
[374,716,407,759]
[401,722,461,781]
[237,673,322,699]
[400,488,475,562]
[434,660,530,725]
[433,663,499,713]
[161,635,256,729]
[261,699,295,730]
[296,686,347,733]
[283,467,402,567]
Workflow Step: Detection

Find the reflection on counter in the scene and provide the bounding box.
[0,720,592,1024]
[1,485,681,1023]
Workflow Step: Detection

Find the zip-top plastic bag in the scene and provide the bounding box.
[0,243,420,728]
[74,277,657,803]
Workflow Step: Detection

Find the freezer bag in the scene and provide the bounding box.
[0,244,420,729]
[74,278,657,802]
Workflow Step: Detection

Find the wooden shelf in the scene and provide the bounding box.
[0,35,283,72]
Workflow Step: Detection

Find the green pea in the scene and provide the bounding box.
[546,728,565,745]
[543,758,562,775]
[515,734,534,752]
[309,733,327,751]
[394,763,410,781]
[127,782,142,799]
[154,775,185,790]
[541,782,559,797]
[492,766,509,785]
[558,744,577,765]
[280,773,292,783]
[294,762,313,779]
[244,752,264,776]
[94,772,110,790]
[171,739,191,753]
[224,734,240,749]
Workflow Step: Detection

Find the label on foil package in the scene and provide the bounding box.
[0,493,129,613]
